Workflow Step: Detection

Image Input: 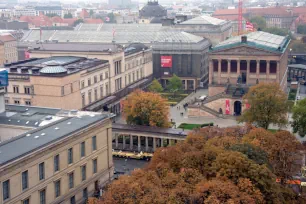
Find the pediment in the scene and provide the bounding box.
[211,45,279,56]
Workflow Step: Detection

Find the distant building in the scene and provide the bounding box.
[153,32,211,90]
[13,7,36,17]
[34,6,63,16]
[213,15,246,35]
[0,80,114,203]
[139,0,167,24]
[108,0,132,8]
[0,34,17,66]
[5,43,153,113]
[0,20,29,30]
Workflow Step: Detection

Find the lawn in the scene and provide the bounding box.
[178,123,214,130]
[160,93,188,105]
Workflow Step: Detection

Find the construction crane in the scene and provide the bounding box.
[238,0,243,35]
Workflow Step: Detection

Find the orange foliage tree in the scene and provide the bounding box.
[121,89,170,127]
[100,126,305,203]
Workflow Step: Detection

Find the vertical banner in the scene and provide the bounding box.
[25,50,30,59]
[225,99,230,115]
[246,103,251,109]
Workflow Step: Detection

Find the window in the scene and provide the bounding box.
[82,93,85,107]
[129,74,131,84]
[100,85,103,98]
[100,74,103,81]
[54,154,59,172]
[14,100,20,104]
[25,100,31,106]
[88,90,92,104]
[54,180,61,198]
[2,180,10,200]
[93,159,97,174]
[88,78,91,86]
[94,88,98,101]
[69,172,74,189]
[13,85,19,93]
[81,165,86,181]
[83,188,88,200]
[24,86,31,94]
[115,78,122,91]
[5,99,8,104]
[105,72,109,79]
[133,72,135,82]
[92,136,97,151]
[39,162,45,180]
[68,148,73,164]
[23,198,29,204]
[81,141,85,157]
[61,86,64,96]
[114,60,122,75]
[94,76,97,83]
[81,81,85,89]
[70,196,76,204]
[40,189,46,204]
[136,70,139,80]
[22,170,28,190]
[105,83,109,95]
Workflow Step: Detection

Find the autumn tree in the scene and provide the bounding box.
[249,16,266,30]
[239,83,288,129]
[292,98,306,137]
[167,74,182,95]
[148,78,163,93]
[122,89,170,127]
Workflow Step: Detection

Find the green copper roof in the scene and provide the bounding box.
[211,31,290,53]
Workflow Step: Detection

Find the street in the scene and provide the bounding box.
[298,83,306,100]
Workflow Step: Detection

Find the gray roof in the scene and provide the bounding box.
[76,23,163,32]
[288,64,306,70]
[29,43,120,52]
[40,66,67,74]
[212,31,290,53]
[160,32,204,43]
[0,105,111,166]
[180,15,227,25]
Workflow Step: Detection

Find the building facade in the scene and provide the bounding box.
[0,34,18,66]
[0,105,114,204]
[153,32,211,90]
[205,32,290,116]
[13,7,36,17]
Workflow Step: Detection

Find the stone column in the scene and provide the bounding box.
[153,137,156,151]
[160,138,164,147]
[129,135,133,150]
[237,60,241,75]
[122,135,126,149]
[184,80,187,90]
[209,60,213,84]
[256,60,260,79]
[246,60,250,85]
[115,134,118,148]
[276,61,280,83]
[138,136,141,152]
[266,60,270,82]
[218,59,221,84]
[227,60,231,77]
[145,137,149,152]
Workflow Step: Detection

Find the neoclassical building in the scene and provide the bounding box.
[194,31,290,116]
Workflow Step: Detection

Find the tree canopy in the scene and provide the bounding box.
[249,16,266,30]
[148,78,163,93]
[297,24,306,35]
[101,126,305,203]
[122,89,170,127]
[167,74,182,93]
[64,13,73,19]
[239,83,288,129]
[292,98,306,137]
[263,27,289,36]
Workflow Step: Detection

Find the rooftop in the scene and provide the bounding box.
[0,34,15,43]
[4,56,108,76]
[212,31,290,53]
[0,105,112,166]
[288,64,306,70]
[180,15,227,26]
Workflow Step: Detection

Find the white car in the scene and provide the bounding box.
[198,95,207,101]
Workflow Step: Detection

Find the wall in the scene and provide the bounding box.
[0,119,113,204]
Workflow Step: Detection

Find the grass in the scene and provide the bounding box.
[161,93,188,105]
[178,123,214,130]
[288,89,297,101]
[268,129,278,133]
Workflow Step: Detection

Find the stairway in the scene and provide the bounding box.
[200,105,236,119]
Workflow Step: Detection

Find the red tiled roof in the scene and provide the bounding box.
[80,9,89,19]
[291,7,306,15]
[0,34,16,43]
[62,18,78,26]
[214,15,246,21]
[51,16,64,23]
[213,7,298,17]
[19,15,53,27]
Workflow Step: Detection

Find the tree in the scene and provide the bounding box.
[167,74,182,94]
[89,9,94,17]
[239,83,288,129]
[292,98,306,137]
[64,13,73,19]
[263,27,289,36]
[106,12,116,23]
[122,89,170,127]
[297,24,306,35]
[148,78,163,93]
[249,16,266,30]
[73,19,84,26]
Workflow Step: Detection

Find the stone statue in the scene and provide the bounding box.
[237,75,242,84]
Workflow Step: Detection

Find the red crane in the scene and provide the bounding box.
[238,0,243,35]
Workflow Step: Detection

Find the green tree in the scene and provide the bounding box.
[297,24,306,34]
[89,9,94,17]
[292,98,306,136]
[167,74,182,95]
[148,78,163,93]
[239,83,288,129]
[64,13,73,19]
[122,90,170,127]
[263,27,289,36]
[73,19,84,26]
[249,16,266,30]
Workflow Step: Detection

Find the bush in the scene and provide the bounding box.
[288,89,297,100]
[178,123,214,130]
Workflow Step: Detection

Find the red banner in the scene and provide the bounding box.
[161,56,172,68]
[25,51,30,59]
[225,99,230,115]
[246,103,251,109]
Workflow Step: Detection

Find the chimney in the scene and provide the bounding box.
[241,36,247,43]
